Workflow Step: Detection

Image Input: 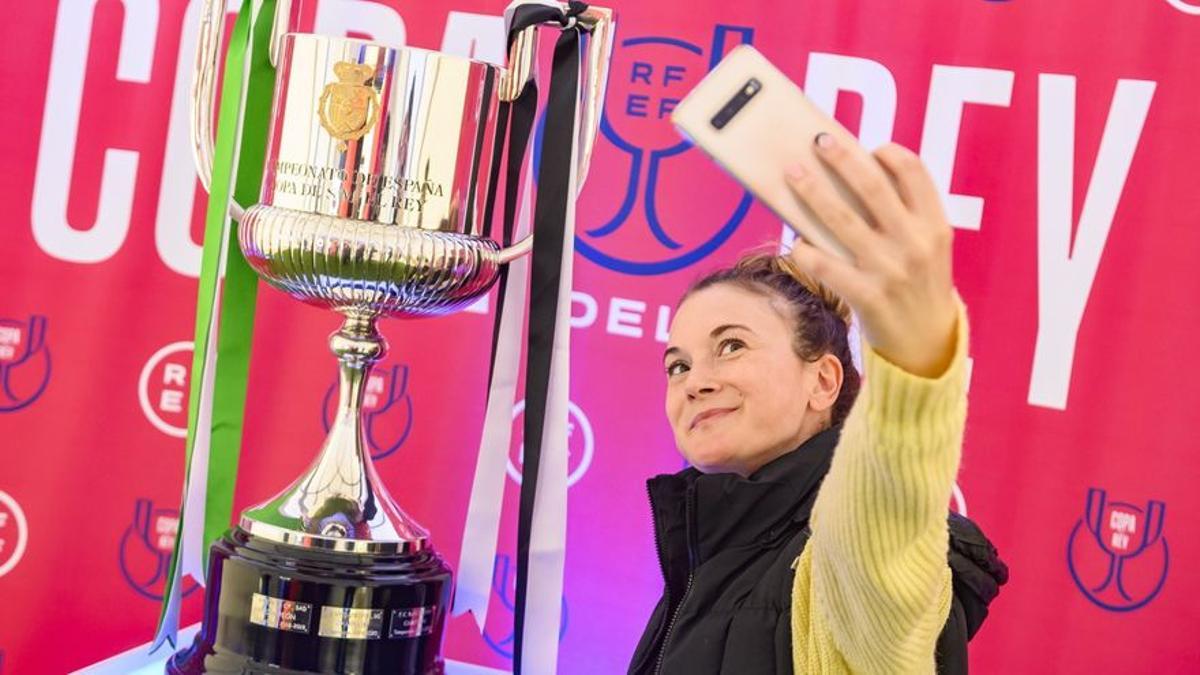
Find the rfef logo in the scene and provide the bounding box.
[1067,488,1168,612]
[322,363,414,460]
[0,316,51,412]
[0,490,29,579]
[118,498,199,600]
[482,554,568,659]
[574,26,756,275]
[507,400,594,489]
[1166,0,1200,15]
[138,341,192,438]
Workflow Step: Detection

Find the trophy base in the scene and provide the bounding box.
[168,527,451,675]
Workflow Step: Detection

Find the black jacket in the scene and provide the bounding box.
[628,429,1008,674]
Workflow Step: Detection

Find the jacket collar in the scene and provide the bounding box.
[647,428,839,569]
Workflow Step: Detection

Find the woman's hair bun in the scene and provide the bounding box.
[731,250,853,327]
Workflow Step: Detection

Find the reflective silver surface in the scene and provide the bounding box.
[241,315,428,554]
[262,34,502,232]
[191,0,290,217]
[239,206,502,317]
[237,34,519,554]
[186,5,614,555]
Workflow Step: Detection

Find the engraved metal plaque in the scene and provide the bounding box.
[248,593,313,634]
[318,605,386,640]
[389,606,437,638]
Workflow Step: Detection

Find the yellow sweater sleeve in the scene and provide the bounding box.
[792,300,970,674]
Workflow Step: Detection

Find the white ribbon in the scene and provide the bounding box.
[454,163,534,630]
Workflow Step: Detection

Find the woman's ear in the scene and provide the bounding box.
[808,353,843,413]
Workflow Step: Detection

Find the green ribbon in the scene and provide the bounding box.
[154,0,276,647]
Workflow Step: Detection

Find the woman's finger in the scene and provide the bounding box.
[786,238,876,312]
[873,143,945,221]
[812,132,909,232]
[785,161,880,263]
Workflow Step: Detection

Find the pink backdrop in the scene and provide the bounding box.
[2,0,1199,672]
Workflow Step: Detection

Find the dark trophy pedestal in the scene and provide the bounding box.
[168,528,451,675]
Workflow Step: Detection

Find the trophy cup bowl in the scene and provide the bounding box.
[238,30,520,320]
[166,23,598,672]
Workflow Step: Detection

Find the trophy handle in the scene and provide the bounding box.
[495,3,615,265]
[574,6,616,188]
[191,0,293,221]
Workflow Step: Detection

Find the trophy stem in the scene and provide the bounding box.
[238,311,429,552]
[331,311,386,420]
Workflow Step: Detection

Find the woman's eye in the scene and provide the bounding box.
[718,338,746,356]
[665,361,689,377]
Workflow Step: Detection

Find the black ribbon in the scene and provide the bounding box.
[482,4,590,673]
[481,82,537,391]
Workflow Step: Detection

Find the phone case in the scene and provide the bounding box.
[671,44,865,262]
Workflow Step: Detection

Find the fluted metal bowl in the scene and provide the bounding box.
[239,204,502,317]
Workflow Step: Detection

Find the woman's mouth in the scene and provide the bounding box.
[690,407,737,430]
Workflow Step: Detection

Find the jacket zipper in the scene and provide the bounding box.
[651,485,698,675]
[641,481,677,674]
[652,571,693,675]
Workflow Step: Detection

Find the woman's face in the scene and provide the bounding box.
[663,283,841,476]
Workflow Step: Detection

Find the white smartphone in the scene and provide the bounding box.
[671,44,872,263]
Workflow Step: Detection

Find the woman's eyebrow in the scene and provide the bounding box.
[711,323,753,338]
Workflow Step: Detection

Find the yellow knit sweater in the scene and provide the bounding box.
[791,303,970,674]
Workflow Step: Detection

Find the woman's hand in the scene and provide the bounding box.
[785,134,959,379]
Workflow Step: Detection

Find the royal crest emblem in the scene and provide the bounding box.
[318,61,380,150]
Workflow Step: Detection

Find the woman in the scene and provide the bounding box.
[628,135,1007,674]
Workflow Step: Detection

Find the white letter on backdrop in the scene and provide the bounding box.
[441,12,506,65]
[919,65,1014,231]
[571,291,598,329]
[1029,75,1155,410]
[32,0,159,264]
[655,306,672,344]
[315,0,406,45]
[802,53,896,150]
[608,298,646,339]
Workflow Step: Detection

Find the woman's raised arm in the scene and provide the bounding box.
[784,137,969,673]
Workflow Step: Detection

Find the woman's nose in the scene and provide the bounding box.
[685,362,721,399]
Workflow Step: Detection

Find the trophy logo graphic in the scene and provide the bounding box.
[119,499,199,600]
[1067,487,1169,612]
[318,62,380,150]
[482,554,569,659]
[0,315,51,413]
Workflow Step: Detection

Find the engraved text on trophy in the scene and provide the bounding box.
[273,161,446,216]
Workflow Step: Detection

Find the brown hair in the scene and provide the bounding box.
[681,250,861,428]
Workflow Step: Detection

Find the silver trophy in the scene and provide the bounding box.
[168,1,613,672]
